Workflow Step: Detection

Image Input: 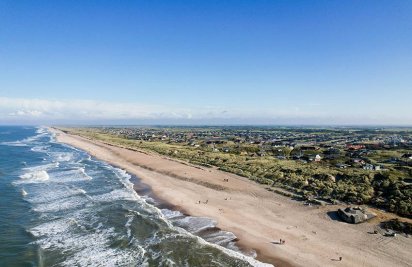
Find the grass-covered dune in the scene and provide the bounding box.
[60,127,412,218]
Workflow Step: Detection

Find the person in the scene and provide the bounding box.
[339,256,342,261]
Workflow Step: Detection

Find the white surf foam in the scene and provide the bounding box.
[30,217,76,238]
[51,167,93,183]
[173,216,217,234]
[106,166,266,265]
[161,209,185,220]
[27,185,88,205]
[31,214,145,267]
[92,189,137,203]
[19,170,50,183]
[23,162,59,172]
[2,128,49,147]
[32,196,88,213]
[21,188,28,196]
[31,145,50,153]
[23,133,48,144]
[22,140,270,267]
[79,168,93,180]
[125,214,134,239]
[56,152,73,162]
[172,225,273,267]
[1,140,28,146]
[36,127,47,134]
[75,188,87,195]
[203,231,238,246]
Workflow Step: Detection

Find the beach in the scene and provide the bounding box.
[51,128,412,267]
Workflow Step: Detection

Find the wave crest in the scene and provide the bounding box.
[19,170,50,182]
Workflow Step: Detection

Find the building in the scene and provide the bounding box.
[363,164,381,171]
[346,144,366,150]
[337,207,376,224]
[352,158,365,165]
[363,164,374,170]
[336,163,349,169]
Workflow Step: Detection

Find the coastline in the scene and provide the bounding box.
[50,127,412,267]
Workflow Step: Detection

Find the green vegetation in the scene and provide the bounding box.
[381,219,412,235]
[61,127,412,218]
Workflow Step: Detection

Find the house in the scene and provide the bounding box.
[363,164,374,170]
[374,165,381,171]
[363,164,381,171]
[352,158,365,165]
[346,144,366,150]
[336,163,349,169]
[314,154,322,162]
[324,148,341,155]
[386,157,401,163]
[300,145,320,151]
[402,153,412,160]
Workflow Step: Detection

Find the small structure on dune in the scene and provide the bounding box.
[337,206,376,224]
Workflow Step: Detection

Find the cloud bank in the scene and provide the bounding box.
[0,96,410,126]
[1,97,183,120]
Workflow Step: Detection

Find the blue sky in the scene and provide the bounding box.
[1,0,411,125]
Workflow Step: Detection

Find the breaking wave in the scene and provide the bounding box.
[8,127,272,267]
[19,170,50,183]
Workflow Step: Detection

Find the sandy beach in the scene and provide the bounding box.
[50,128,412,267]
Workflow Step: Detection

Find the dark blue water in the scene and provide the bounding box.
[0,126,269,267]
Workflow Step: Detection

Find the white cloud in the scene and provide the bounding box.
[9,110,43,117]
[0,96,274,121]
[0,96,410,125]
[0,97,189,121]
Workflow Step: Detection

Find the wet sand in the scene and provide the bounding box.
[51,128,412,267]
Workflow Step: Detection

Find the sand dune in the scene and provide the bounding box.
[51,128,412,267]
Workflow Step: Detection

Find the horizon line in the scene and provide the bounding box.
[2,124,412,129]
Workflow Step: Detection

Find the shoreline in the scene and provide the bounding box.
[50,127,412,267]
[124,165,263,265]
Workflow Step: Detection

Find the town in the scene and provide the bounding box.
[67,126,412,221]
[101,126,412,170]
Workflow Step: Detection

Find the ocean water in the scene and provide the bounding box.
[0,126,270,267]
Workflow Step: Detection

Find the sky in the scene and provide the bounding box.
[0,0,411,125]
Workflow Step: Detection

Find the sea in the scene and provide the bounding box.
[0,126,270,267]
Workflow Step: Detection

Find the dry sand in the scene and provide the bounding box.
[51,128,412,267]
